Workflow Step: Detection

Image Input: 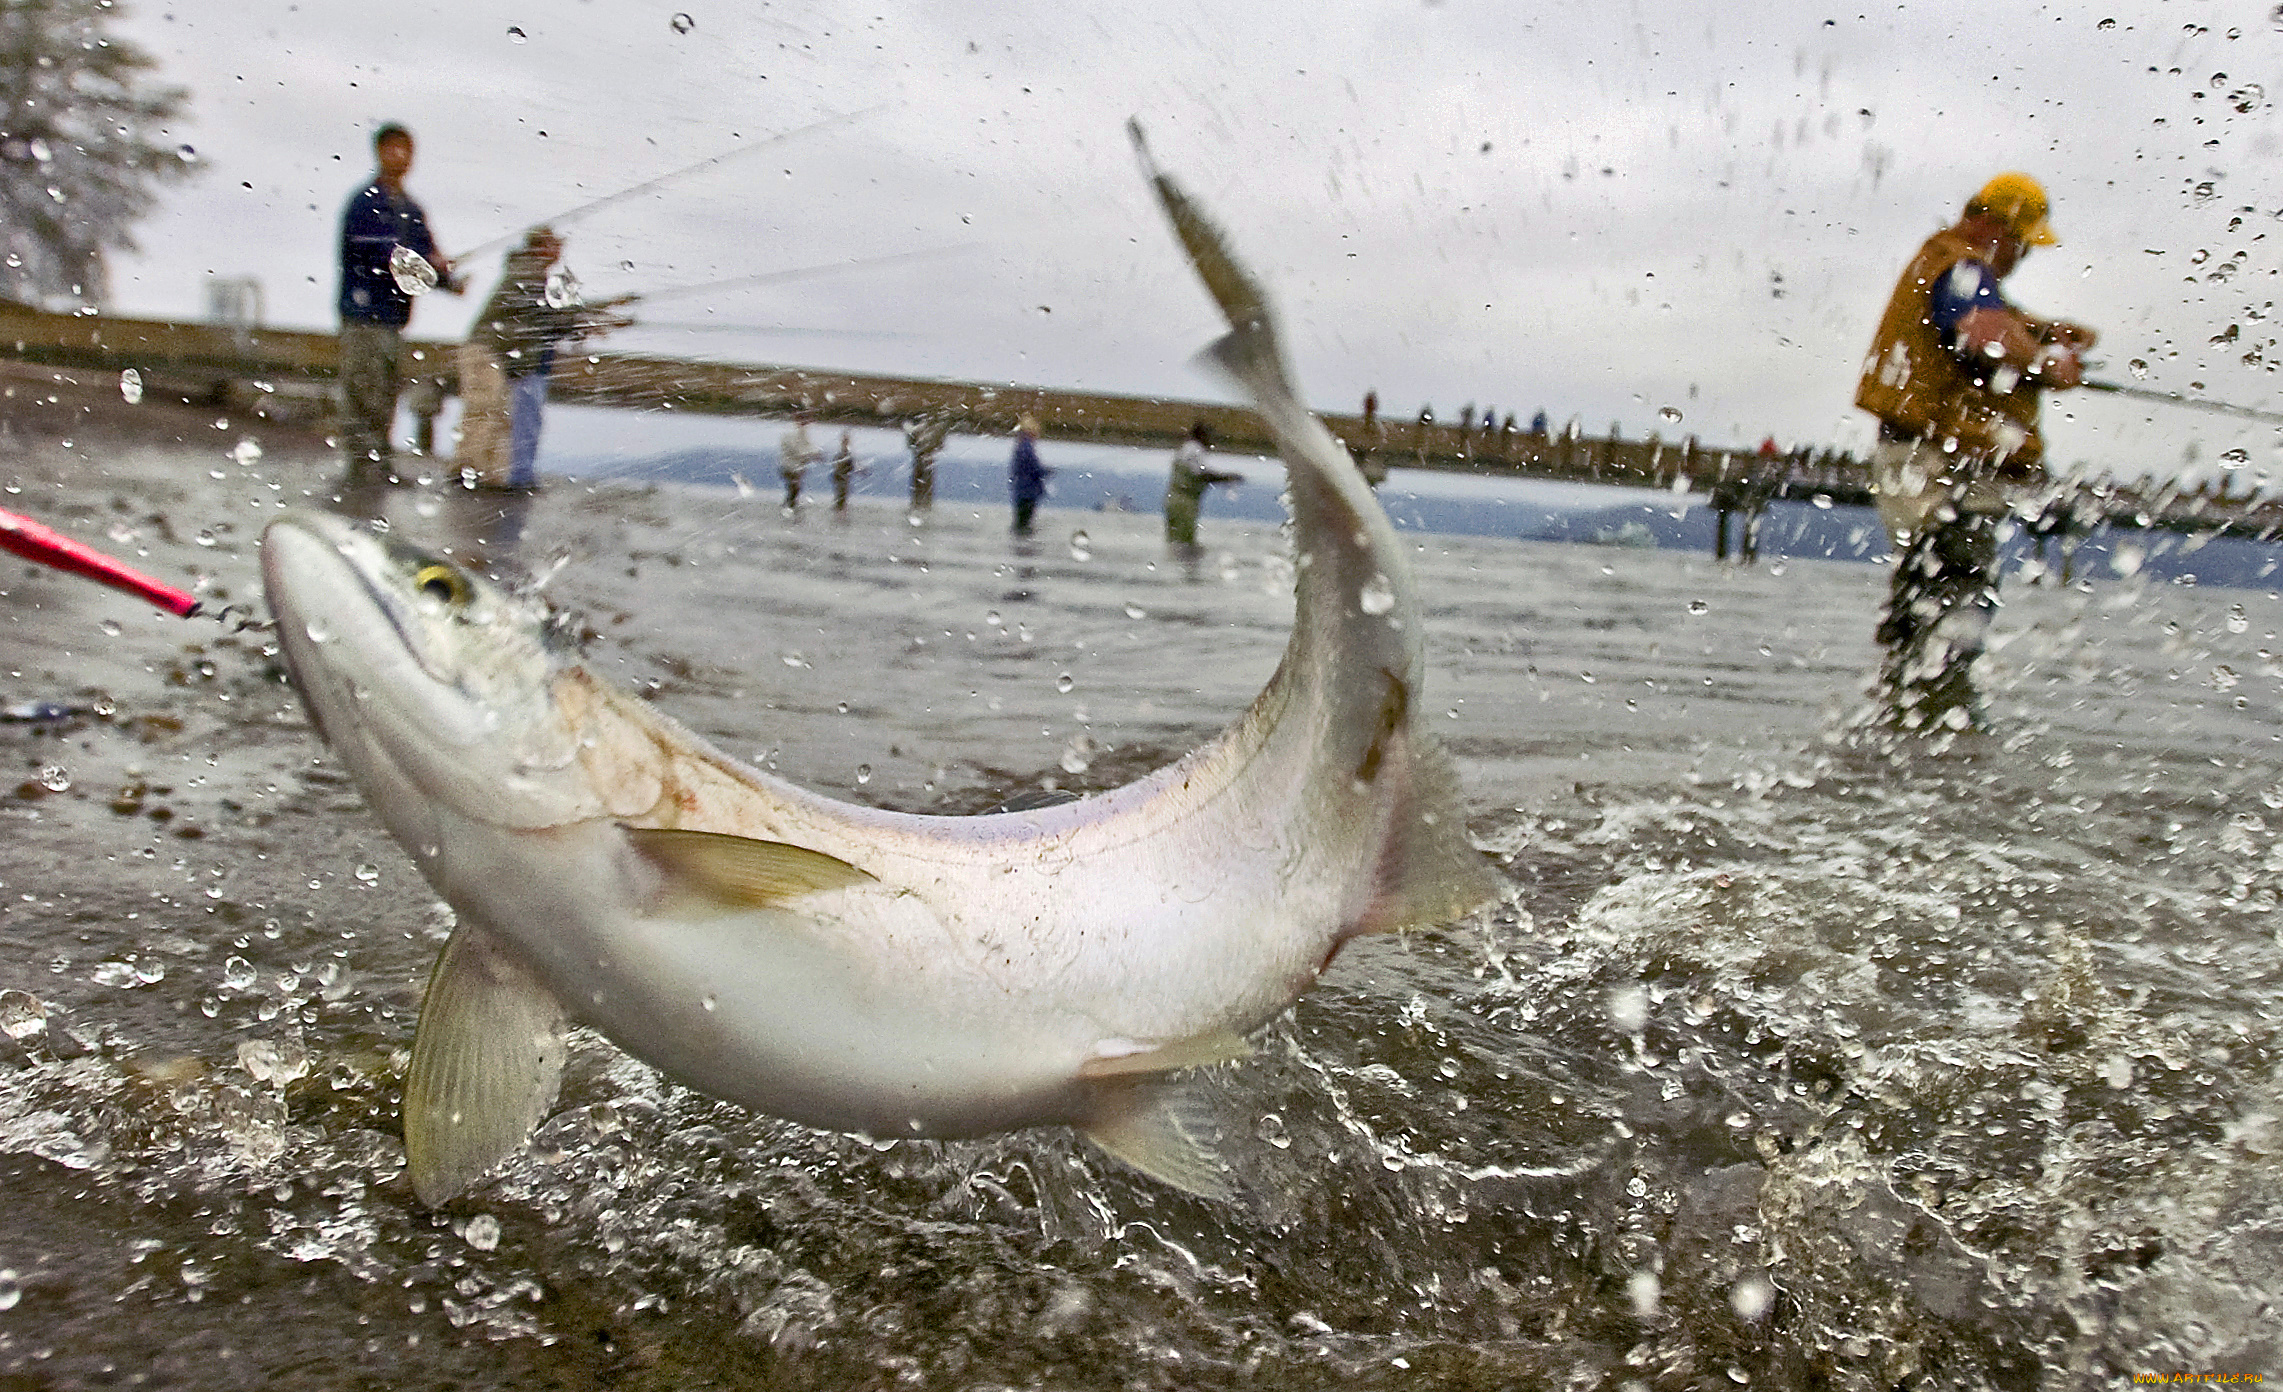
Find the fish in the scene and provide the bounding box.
[259,143,1501,1206]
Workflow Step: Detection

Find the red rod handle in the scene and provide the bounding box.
[0,507,202,618]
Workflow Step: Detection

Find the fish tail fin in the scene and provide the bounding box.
[1082,1076,1234,1201]
[1135,121,1368,498]
[1129,119,1274,346]
[1359,727,1504,937]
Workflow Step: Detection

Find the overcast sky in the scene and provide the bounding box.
[101,0,2282,484]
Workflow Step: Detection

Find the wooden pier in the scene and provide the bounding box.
[1,300,2274,543]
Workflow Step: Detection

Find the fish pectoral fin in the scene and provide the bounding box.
[1082,1076,1233,1201]
[624,826,876,915]
[1076,1029,1252,1080]
[403,925,569,1207]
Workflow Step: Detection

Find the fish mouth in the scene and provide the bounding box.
[264,515,402,651]
[261,511,494,755]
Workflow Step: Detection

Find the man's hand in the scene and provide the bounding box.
[2031,343,2084,388]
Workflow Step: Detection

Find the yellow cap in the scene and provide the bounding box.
[1965,172,2058,247]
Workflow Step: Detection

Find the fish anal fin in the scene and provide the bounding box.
[1082,1077,1233,1201]
[1077,1029,1251,1080]
[403,926,568,1207]
[626,826,875,916]
[1356,727,1503,937]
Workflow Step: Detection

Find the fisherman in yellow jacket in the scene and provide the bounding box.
[1856,173,2097,728]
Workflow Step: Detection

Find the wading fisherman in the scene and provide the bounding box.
[336,124,462,475]
[457,227,628,491]
[1008,416,1050,536]
[1162,421,1243,552]
[1855,173,2097,728]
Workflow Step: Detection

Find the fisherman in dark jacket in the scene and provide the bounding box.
[337,123,461,473]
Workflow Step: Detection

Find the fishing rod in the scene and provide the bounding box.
[605,244,975,309]
[395,108,886,295]
[621,321,919,339]
[1,506,202,618]
[2082,378,2283,427]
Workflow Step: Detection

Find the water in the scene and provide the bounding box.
[1,428,2278,1386]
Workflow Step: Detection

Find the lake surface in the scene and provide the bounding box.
[1,427,2277,1387]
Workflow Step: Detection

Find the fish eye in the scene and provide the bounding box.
[412,563,472,607]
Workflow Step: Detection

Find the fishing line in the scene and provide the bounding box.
[391,108,889,298]
[2082,378,2283,427]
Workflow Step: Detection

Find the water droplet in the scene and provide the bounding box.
[2097,15,2117,28]
[231,438,263,467]
[1068,530,1091,560]
[37,764,69,793]
[1687,599,1709,615]
[1658,405,1682,423]
[855,764,872,784]
[1627,1271,1660,1318]
[118,368,143,404]
[0,989,47,1041]
[463,1213,502,1251]
[353,863,379,886]
[91,960,140,988]
[237,1036,309,1085]
[0,1271,18,1312]
[670,12,695,33]
[1059,735,1094,775]
[1730,1275,1774,1321]
[1254,1113,1291,1149]
[701,994,718,1012]
[1055,673,1075,694]
[388,243,439,297]
[175,143,197,163]
[1122,602,1147,621]
[2228,603,2250,634]
[1358,573,1396,615]
[221,955,257,991]
[505,25,527,43]
[2128,358,2150,379]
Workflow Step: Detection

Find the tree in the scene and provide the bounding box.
[0,0,190,308]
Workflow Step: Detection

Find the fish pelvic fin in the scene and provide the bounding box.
[1077,1028,1252,1080]
[625,826,876,916]
[403,925,569,1207]
[1357,712,1504,937]
[1082,1075,1233,1201]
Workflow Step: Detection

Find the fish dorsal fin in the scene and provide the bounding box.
[625,827,876,915]
[1082,1076,1233,1201]
[1077,1029,1252,1080]
[403,925,568,1207]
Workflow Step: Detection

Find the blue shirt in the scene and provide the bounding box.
[1009,435,1048,503]
[1928,257,2010,357]
[337,178,438,328]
